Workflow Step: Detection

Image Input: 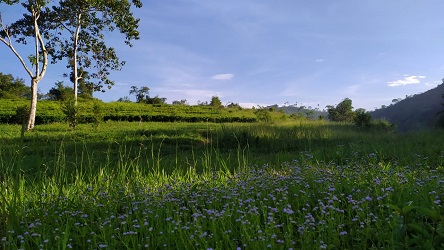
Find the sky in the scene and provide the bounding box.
[1,0,444,111]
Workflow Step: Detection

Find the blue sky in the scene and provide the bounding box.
[2,1,444,110]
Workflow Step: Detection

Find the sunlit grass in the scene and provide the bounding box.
[1,121,443,249]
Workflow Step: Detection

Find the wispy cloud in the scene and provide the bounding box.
[387,75,426,87]
[211,73,234,80]
[315,59,325,63]
[424,80,441,87]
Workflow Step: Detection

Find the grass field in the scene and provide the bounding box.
[1,120,443,249]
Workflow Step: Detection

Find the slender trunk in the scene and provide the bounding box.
[73,13,82,106]
[25,7,48,131]
[27,78,39,131]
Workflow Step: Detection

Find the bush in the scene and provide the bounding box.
[354,110,372,127]
[15,105,30,125]
[92,101,103,128]
[371,119,397,132]
[61,98,78,129]
[255,109,272,123]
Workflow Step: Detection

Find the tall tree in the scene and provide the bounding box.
[0,0,49,130]
[44,0,142,105]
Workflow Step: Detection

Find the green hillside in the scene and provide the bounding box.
[371,83,444,131]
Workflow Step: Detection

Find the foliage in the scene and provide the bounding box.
[0,72,30,99]
[254,107,272,122]
[0,0,50,130]
[45,81,74,101]
[371,118,397,132]
[210,95,222,107]
[0,99,258,124]
[371,82,444,131]
[129,85,150,103]
[327,98,355,122]
[145,95,167,105]
[117,96,131,102]
[354,109,397,131]
[172,99,188,105]
[436,114,444,129]
[226,102,242,109]
[14,104,29,125]
[0,121,443,249]
[128,86,168,104]
[66,68,94,99]
[61,97,78,128]
[43,0,143,101]
[91,100,103,128]
[354,108,372,127]
[436,94,444,129]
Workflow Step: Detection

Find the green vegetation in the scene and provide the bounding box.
[0,99,259,125]
[0,73,30,99]
[1,0,142,130]
[326,98,355,123]
[1,120,443,249]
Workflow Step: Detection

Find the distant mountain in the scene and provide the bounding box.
[371,83,444,131]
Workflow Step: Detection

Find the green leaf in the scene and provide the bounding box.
[414,207,441,221]
[386,204,402,214]
[407,223,431,237]
[402,205,417,215]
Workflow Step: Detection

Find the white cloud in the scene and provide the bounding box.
[424,80,441,87]
[315,59,325,63]
[211,73,234,80]
[387,75,426,87]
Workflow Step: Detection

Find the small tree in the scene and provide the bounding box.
[172,99,188,105]
[210,96,222,107]
[117,96,131,103]
[61,97,77,129]
[354,108,372,127]
[146,95,167,105]
[129,85,150,103]
[47,81,73,101]
[327,98,355,122]
[92,100,103,128]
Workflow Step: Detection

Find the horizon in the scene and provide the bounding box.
[2,1,444,111]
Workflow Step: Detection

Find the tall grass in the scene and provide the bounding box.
[0,121,443,249]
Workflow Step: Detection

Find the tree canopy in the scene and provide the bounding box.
[46,81,73,101]
[327,98,355,122]
[0,0,142,130]
[210,96,222,107]
[0,72,30,99]
[44,0,143,103]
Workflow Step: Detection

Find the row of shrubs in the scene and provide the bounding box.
[0,100,258,125]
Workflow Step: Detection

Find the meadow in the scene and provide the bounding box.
[0,120,443,249]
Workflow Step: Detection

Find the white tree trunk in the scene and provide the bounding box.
[27,78,39,130]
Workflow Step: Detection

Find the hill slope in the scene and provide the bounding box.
[371,83,444,131]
